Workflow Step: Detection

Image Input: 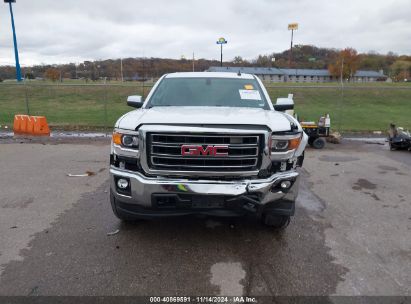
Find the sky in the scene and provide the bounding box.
[0,0,410,66]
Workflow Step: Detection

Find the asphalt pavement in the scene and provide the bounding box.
[0,138,409,297]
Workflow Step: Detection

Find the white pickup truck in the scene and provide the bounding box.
[110,72,307,229]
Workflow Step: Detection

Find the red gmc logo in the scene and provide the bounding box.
[181,145,229,157]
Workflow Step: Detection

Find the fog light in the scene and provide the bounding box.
[280,181,292,189]
[117,178,129,189]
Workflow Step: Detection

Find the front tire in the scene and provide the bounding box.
[262,214,291,230]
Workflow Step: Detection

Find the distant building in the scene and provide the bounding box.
[207,66,387,83]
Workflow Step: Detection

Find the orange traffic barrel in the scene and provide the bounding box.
[26,116,35,134]
[13,115,22,133]
[13,115,30,134]
[32,116,50,136]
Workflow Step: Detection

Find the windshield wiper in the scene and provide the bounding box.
[147,105,173,108]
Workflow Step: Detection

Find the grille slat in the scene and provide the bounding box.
[147,133,262,172]
[151,142,259,147]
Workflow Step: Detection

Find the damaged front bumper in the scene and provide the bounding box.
[110,167,300,218]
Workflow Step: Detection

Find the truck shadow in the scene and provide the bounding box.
[0,180,347,296]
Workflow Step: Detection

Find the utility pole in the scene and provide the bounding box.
[216,37,227,67]
[5,0,22,81]
[120,58,124,82]
[142,57,145,97]
[288,23,298,68]
[337,57,344,132]
[192,52,195,72]
[220,45,223,66]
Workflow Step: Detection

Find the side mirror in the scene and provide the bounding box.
[274,98,294,111]
[127,95,144,108]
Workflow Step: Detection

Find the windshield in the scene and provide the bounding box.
[147,77,270,109]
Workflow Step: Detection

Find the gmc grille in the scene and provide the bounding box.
[147,133,263,172]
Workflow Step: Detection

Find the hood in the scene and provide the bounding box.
[116,106,293,132]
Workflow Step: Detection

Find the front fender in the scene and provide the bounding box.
[295,132,308,157]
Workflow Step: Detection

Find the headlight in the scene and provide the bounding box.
[122,135,139,147]
[271,133,302,152]
[112,131,139,149]
[272,139,289,150]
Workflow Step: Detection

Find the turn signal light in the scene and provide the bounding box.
[288,137,302,150]
[112,132,122,145]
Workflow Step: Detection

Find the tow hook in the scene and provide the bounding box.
[226,191,260,213]
[243,202,257,213]
[240,192,261,213]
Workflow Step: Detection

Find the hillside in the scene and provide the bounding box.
[0,45,410,81]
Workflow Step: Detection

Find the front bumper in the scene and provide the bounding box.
[110,167,300,218]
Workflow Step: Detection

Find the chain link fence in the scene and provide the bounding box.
[0,82,153,131]
[1,81,410,132]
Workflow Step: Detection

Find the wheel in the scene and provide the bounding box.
[110,190,139,222]
[262,214,291,230]
[312,137,326,149]
[308,136,316,147]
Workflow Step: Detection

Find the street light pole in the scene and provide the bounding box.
[192,52,195,72]
[289,29,294,67]
[287,23,298,69]
[220,44,223,67]
[216,37,227,67]
[5,0,22,82]
[120,58,124,82]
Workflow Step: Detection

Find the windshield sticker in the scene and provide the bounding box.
[239,89,262,100]
[244,84,254,90]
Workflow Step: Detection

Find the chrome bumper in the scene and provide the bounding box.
[110,167,300,209]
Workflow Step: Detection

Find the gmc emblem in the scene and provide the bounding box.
[181,145,229,157]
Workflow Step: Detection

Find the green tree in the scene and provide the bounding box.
[255,55,271,67]
[233,56,244,64]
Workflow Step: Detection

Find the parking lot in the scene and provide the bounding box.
[0,137,410,296]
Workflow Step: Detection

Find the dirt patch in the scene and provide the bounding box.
[352,178,377,191]
[391,249,411,261]
[3,197,34,209]
[319,155,360,162]
[358,191,381,201]
[378,165,398,171]
[382,204,399,209]
[370,193,381,201]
